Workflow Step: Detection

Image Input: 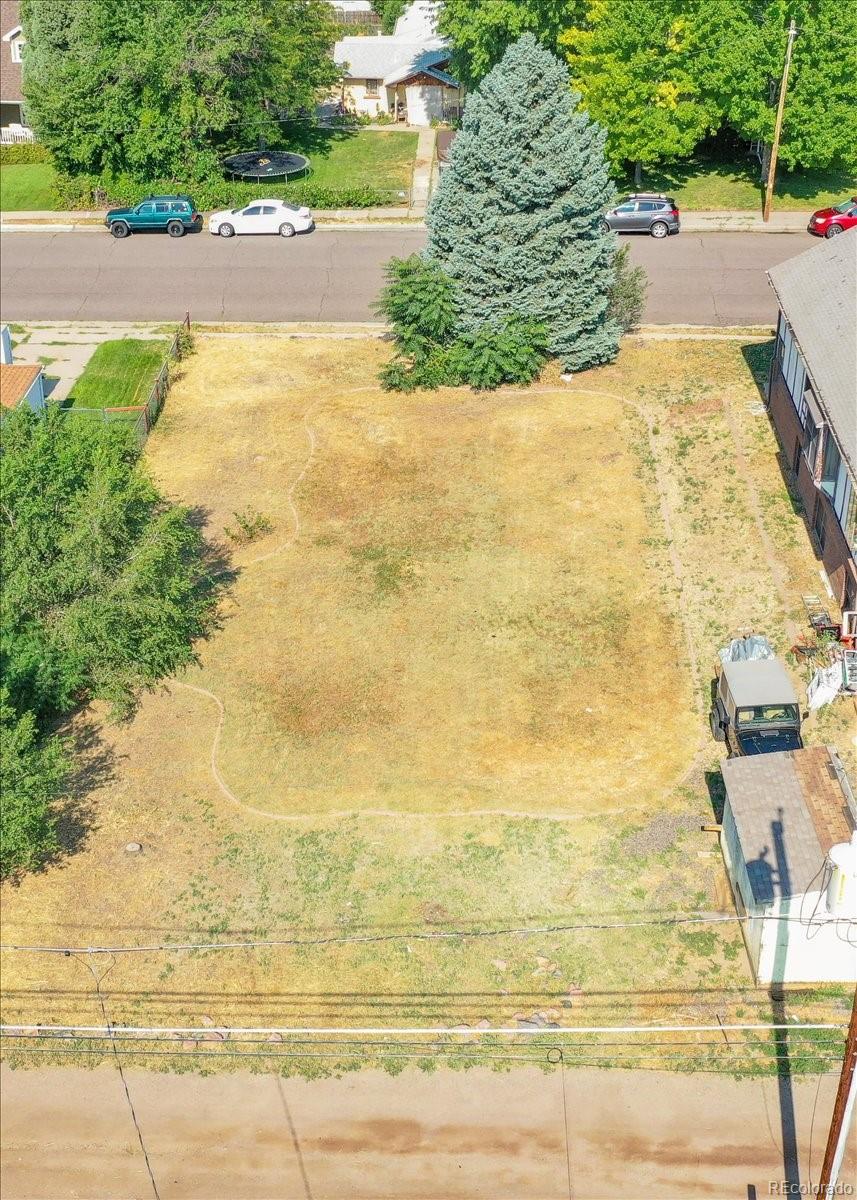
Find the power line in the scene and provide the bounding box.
[2,911,853,957]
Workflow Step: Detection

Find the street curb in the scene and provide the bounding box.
[0,222,424,234]
[2,207,815,235]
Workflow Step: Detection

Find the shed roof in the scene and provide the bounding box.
[767,231,857,477]
[721,658,798,709]
[722,746,856,903]
[334,36,449,82]
[0,362,42,409]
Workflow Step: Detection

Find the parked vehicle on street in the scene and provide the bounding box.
[710,657,803,757]
[208,200,314,238]
[602,194,680,238]
[807,197,857,238]
[105,196,201,238]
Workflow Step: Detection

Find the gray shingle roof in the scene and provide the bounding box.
[767,231,857,477]
[722,746,855,904]
[334,36,448,81]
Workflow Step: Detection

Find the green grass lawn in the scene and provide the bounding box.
[617,156,855,211]
[280,127,418,198]
[0,131,418,209]
[67,338,169,410]
[0,162,56,210]
[2,139,850,213]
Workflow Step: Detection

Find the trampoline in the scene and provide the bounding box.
[222,149,310,181]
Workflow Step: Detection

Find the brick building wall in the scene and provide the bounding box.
[767,358,857,609]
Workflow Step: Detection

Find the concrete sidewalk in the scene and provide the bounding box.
[1,206,814,233]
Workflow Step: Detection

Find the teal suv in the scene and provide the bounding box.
[105,195,201,238]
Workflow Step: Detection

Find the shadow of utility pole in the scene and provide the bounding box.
[770,805,800,1190]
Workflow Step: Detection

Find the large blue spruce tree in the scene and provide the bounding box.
[427,33,621,373]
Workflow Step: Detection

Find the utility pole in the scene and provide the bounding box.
[817,988,857,1198]
[763,19,798,223]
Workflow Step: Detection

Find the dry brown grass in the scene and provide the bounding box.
[2,335,852,1057]
[143,337,698,819]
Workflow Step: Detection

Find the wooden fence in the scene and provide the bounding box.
[63,312,191,447]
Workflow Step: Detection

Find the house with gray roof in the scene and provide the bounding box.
[720,745,856,983]
[765,231,857,610]
[333,3,461,126]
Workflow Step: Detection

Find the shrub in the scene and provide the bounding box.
[376,255,459,356]
[379,346,454,392]
[51,172,392,211]
[609,244,648,333]
[377,253,548,391]
[51,172,99,210]
[447,317,548,389]
[224,508,274,545]
[0,142,53,165]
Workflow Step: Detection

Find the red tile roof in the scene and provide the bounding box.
[0,362,42,409]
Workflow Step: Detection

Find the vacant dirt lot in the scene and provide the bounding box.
[1,334,851,1053]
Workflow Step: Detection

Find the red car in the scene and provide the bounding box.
[807,196,857,238]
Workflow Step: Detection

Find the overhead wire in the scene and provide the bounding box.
[2,910,854,957]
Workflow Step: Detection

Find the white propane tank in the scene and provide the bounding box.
[825,831,857,916]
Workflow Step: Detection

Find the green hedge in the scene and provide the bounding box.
[0,142,52,165]
[53,172,397,211]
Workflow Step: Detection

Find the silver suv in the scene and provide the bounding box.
[603,194,680,238]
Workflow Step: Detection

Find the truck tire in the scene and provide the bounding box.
[111,221,130,239]
[167,220,185,238]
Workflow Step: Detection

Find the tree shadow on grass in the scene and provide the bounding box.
[185,503,239,607]
[37,716,117,873]
[615,154,853,210]
[272,124,358,161]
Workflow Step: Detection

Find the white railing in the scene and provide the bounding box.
[0,127,36,144]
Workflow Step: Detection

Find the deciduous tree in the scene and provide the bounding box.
[0,406,216,875]
[692,0,857,174]
[20,0,341,181]
[370,1,408,35]
[0,689,66,879]
[562,1,720,183]
[437,0,585,91]
[1,408,213,721]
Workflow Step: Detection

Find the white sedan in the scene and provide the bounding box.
[208,199,313,238]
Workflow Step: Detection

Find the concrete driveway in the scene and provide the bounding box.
[0,229,808,326]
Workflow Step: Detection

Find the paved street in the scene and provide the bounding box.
[0,229,809,325]
[2,1062,853,1199]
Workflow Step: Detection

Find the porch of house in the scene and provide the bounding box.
[0,101,34,142]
